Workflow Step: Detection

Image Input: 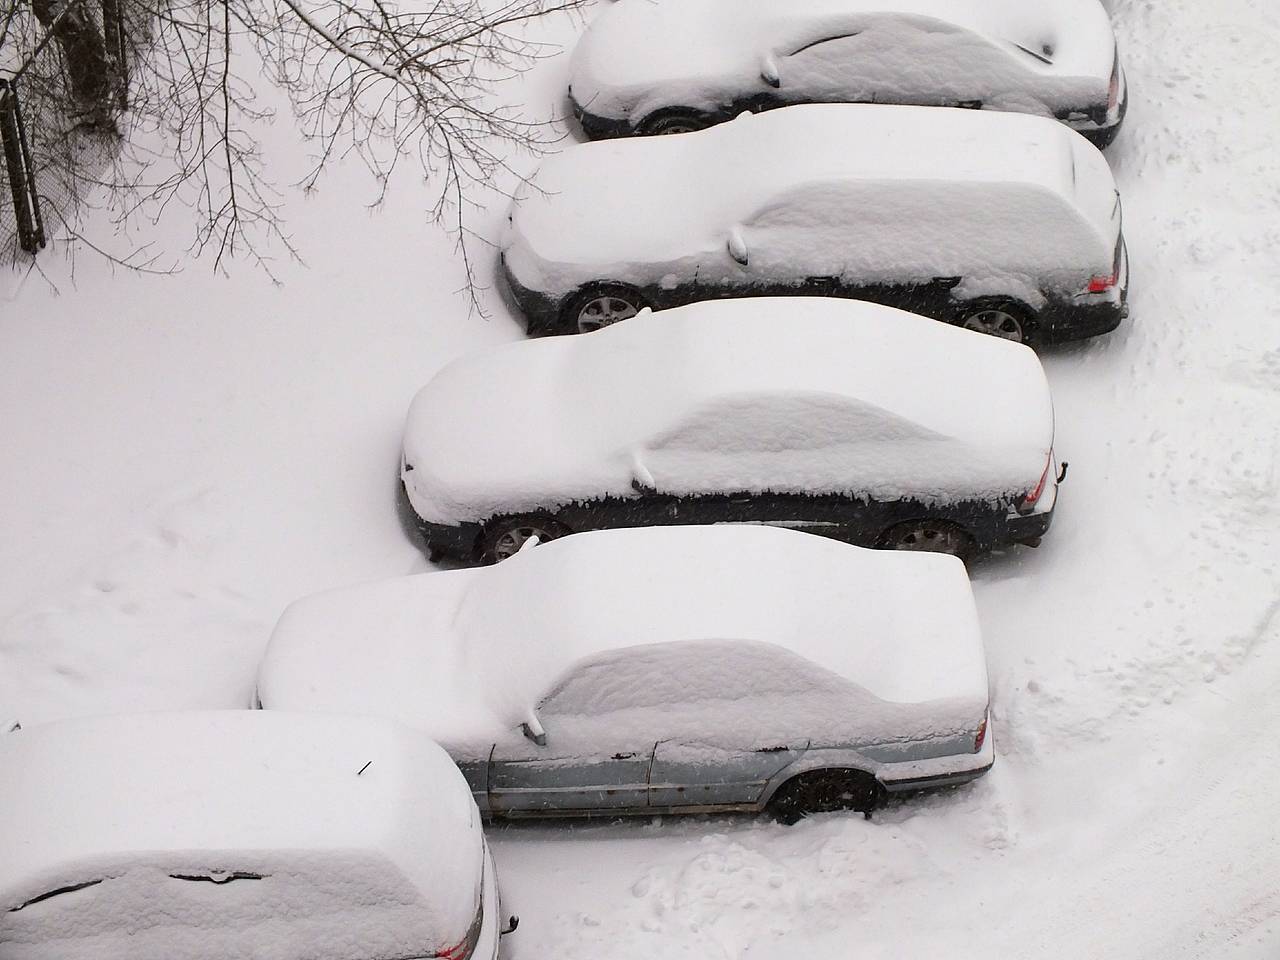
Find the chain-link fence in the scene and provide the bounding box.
[0,0,130,261]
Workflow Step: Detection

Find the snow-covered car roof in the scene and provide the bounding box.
[258,524,988,752]
[0,711,484,960]
[569,0,1116,116]
[504,103,1120,296]
[401,297,1053,525]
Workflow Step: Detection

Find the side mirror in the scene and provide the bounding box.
[631,454,657,494]
[521,714,547,747]
[727,228,749,266]
[761,54,780,88]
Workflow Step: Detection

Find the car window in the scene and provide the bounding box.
[739,181,865,277]
[537,640,873,748]
[540,639,847,717]
[778,15,1020,103]
[650,392,936,456]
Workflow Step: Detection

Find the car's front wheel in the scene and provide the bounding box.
[483,515,570,563]
[767,769,884,824]
[561,284,649,335]
[879,519,975,560]
[640,111,710,136]
[952,298,1036,345]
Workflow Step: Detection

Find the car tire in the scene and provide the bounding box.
[952,298,1037,345]
[767,769,884,825]
[879,519,976,560]
[560,284,649,335]
[639,111,711,136]
[482,515,571,563]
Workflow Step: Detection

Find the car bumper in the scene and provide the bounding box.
[569,93,633,140]
[879,726,996,793]
[1041,240,1130,344]
[418,519,481,561]
[1064,66,1129,148]
[499,252,562,334]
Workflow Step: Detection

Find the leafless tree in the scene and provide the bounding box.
[1,0,582,294]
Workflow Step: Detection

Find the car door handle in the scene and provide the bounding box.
[730,495,753,503]
[612,752,638,760]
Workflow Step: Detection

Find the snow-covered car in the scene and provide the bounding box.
[501,103,1129,344]
[257,524,995,820]
[568,0,1127,148]
[400,298,1058,563]
[0,711,504,960]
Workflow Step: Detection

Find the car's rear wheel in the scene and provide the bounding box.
[640,111,710,136]
[767,769,884,824]
[483,515,570,563]
[880,519,975,560]
[562,284,648,335]
[953,299,1036,344]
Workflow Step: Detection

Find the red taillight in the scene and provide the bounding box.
[974,714,988,753]
[1022,458,1052,511]
[1087,273,1116,294]
[1107,70,1119,113]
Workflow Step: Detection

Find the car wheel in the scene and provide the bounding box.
[640,111,710,136]
[879,519,975,560]
[953,299,1035,344]
[562,284,648,335]
[767,769,884,825]
[483,515,570,563]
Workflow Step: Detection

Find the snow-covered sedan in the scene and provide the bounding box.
[568,0,1127,147]
[501,103,1128,345]
[0,712,504,960]
[257,525,995,820]
[401,298,1058,563]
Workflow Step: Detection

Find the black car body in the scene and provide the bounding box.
[401,298,1060,563]
[501,104,1129,347]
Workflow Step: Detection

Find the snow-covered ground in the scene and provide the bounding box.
[2,0,1278,955]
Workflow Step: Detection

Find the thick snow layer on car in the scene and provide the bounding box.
[569,0,1116,123]
[400,297,1053,525]
[0,712,483,960]
[503,103,1120,302]
[258,524,988,753]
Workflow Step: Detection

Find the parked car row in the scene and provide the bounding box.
[1,2,1134,957]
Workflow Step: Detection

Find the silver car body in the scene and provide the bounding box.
[257,525,994,818]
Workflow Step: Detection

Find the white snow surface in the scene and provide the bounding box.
[402,298,1054,524]
[258,525,987,751]
[0,711,483,959]
[3,0,1280,956]
[503,103,1120,301]
[569,0,1115,123]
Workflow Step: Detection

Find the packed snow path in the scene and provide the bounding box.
[1,0,1278,955]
